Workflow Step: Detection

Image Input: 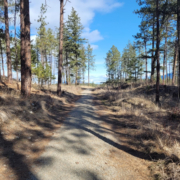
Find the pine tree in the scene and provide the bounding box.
[134,20,150,81]
[87,44,95,86]
[57,0,64,95]
[0,28,5,77]
[11,40,20,81]
[122,42,143,82]
[65,8,85,85]
[4,0,12,83]
[156,0,160,103]
[80,45,87,84]
[105,45,120,82]
[36,4,48,66]
[20,0,31,96]
[46,28,55,85]
[178,0,180,98]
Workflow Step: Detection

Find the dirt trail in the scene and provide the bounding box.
[28,89,150,180]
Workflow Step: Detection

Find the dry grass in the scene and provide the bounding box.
[0,79,81,180]
[94,84,180,180]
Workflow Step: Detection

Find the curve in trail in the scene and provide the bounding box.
[28,89,149,180]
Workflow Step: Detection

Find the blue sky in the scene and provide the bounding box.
[88,0,142,83]
[8,0,143,83]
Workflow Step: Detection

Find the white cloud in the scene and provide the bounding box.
[91,45,99,50]
[30,35,37,44]
[30,0,123,46]
[82,28,103,43]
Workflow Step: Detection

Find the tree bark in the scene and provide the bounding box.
[75,72,77,85]
[0,39,4,78]
[50,53,52,85]
[151,12,155,82]
[41,51,44,65]
[163,26,167,85]
[156,0,160,103]
[14,0,18,82]
[145,40,147,81]
[83,70,85,84]
[24,0,31,95]
[88,60,89,86]
[16,70,18,81]
[20,0,25,93]
[57,0,64,96]
[4,0,12,83]
[68,68,70,85]
[178,0,180,99]
[65,52,68,85]
[0,62,1,82]
[172,40,178,85]
[21,0,31,96]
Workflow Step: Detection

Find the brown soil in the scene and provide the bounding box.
[0,79,81,180]
[93,85,180,180]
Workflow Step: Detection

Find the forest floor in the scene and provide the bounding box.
[0,79,179,180]
[94,83,180,180]
[0,78,81,180]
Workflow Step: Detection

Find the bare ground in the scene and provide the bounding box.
[93,84,180,180]
[28,89,151,180]
[0,79,81,180]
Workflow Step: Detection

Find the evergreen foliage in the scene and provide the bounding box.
[105,45,121,82]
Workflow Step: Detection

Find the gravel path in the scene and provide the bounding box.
[28,89,149,180]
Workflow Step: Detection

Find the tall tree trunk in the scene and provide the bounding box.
[57,0,64,96]
[83,70,85,84]
[169,63,171,83]
[53,55,56,84]
[163,27,167,85]
[156,0,160,103]
[88,60,90,86]
[40,50,44,86]
[75,71,77,85]
[151,12,155,82]
[21,0,31,96]
[65,52,68,85]
[45,49,47,63]
[4,0,12,83]
[0,39,4,78]
[16,70,18,81]
[50,53,52,85]
[24,0,31,95]
[68,68,70,85]
[172,40,178,85]
[0,62,1,82]
[166,58,168,84]
[14,0,19,82]
[178,0,180,98]
[20,0,25,93]
[41,51,44,65]
[145,40,147,81]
